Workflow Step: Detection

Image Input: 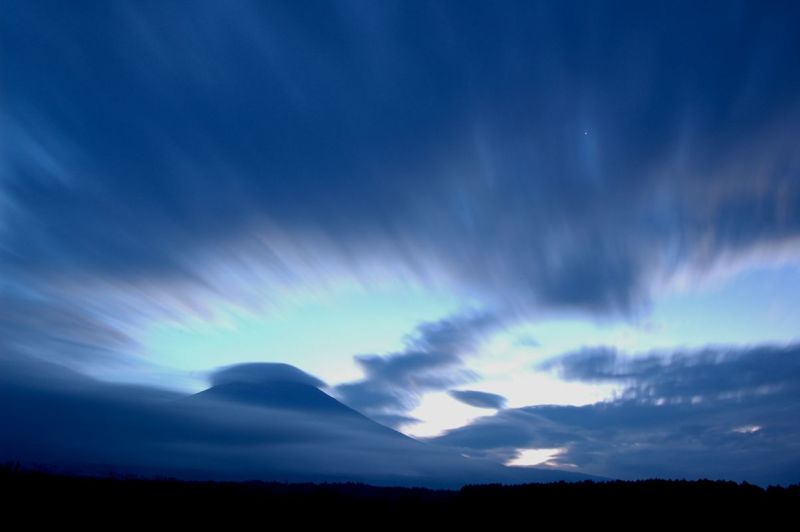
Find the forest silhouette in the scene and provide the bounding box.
[3,464,797,525]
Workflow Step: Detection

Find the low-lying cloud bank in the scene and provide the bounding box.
[432,343,800,486]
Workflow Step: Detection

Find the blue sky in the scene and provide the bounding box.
[2,1,800,484]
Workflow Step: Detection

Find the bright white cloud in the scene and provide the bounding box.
[404,392,491,438]
[506,448,567,467]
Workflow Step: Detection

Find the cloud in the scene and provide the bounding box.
[0,288,137,367]
[432,342,800,485]
[449,390,507,410]
[1,1,799,330]
[538,346,620,380]
[334,312,498,426]
[210,363,326,389]
[539,343,800,401]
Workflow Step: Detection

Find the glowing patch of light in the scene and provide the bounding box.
[732,425,762,434]
[403,392,491,438]
[506,448,567,467]
[465,330,621,407]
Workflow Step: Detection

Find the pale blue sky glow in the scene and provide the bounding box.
[136,261,800,418]
[143,283,462,389]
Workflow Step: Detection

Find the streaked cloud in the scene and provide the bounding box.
[2,1,799,321]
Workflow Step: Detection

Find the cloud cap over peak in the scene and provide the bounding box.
[210,363,325,389]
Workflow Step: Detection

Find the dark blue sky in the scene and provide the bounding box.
[1,1,799,485]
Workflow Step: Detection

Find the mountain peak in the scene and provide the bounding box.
[194,380,354,414]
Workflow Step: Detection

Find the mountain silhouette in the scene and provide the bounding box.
[194,381,358,414]
[1,360,599,486]
[189,365,412,440]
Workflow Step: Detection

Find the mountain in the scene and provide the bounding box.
[194,381,360,414]
[1,360,600,487]
[184,366,599,485]
[188,378,410,441]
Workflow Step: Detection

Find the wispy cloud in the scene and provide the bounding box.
[334,312,498,427]
[2,1,799,326]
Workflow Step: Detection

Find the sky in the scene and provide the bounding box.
[1,0,800,485]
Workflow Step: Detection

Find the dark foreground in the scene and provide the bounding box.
[2,465,797,525]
